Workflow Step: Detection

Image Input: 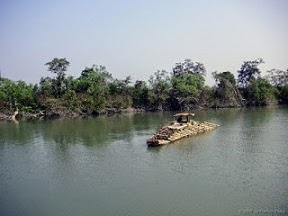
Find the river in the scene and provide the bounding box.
[0,107,287,216]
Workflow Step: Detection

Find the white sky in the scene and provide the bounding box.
[0,0,287,86]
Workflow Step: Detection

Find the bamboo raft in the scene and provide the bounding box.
[147,113,219,147]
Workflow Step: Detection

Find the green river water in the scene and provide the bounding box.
[0,107,287,216]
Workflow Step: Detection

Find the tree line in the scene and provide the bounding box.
[0,57,287,116]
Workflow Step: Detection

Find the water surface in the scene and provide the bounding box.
[0,108,288,216]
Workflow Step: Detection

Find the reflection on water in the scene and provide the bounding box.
[0,107,288,216]
[0,112,175,149]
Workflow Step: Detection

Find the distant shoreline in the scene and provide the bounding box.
[1,58,287,120]
[0,107,145,121]
[1,104,285,122]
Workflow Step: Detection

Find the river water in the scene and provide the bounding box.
[0,107,287,216]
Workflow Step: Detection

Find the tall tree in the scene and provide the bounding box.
[45,58,70,97]
[172,73,205,109]
[171,59,207,109]
[173,59,206,77]
[237,58,264,88]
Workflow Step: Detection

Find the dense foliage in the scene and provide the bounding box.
[0,58,287,116]
[212,71,243,107]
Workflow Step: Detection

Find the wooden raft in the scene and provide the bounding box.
[147,119,219,147]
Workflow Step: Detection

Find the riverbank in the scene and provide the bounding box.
[1,104,285,122]
[0,107,146,121]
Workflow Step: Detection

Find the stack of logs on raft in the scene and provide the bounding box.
[147,113,219,147]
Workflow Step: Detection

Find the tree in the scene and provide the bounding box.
[45,58,70,97]
[45,58,70,76]
[39,76,53,97]
[132,80,149,109]
[0,78,37,110]
[212,71,243,107]
[77,65,112,93]
[76,65,112,112]
[171,73,205,109]
[149,70,171,110]
[266,68,288,104]
[237,58,264,88]
[106,76,133,109]
[0,77,16,108]
[213,71,236,87]
[173,59,206,77]
[108,76,131,95]
[15,81,38,111]
[170,59,207,109]
[172,59,206,92]
[267,68,288,88]
[279,85,288,104]
[246,77,276,106]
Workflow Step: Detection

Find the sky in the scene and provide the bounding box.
[0,0,288,86]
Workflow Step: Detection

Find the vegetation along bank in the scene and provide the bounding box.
[1,57,287,120]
